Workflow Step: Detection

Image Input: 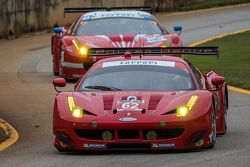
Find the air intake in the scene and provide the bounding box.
[103,95,114,110]
[148,95,162,110]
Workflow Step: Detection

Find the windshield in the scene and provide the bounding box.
[79,62,196,91]
[74,18,164,36]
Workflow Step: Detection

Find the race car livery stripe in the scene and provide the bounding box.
[62,62,83,68]
[120,34,126,48]
[127,41,131,47]
[95,35,112,42]
[116,41,121,48]
[102,60,175,68]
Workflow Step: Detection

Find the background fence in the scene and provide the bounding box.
[0,0,197,38]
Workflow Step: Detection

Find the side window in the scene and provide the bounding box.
[187,61,205,89]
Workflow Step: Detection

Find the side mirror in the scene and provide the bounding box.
[53,78,66,92]
[211,76,225,86]
[173,25,182,35]
[53,27,62,34]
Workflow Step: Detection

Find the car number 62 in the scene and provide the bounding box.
[122,102,139,109]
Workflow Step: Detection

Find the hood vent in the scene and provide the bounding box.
[103,95,114,110]
[148,95,163,110]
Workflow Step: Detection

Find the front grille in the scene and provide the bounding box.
[74,128,184,140]
[143,128,184,140]
[74,129,114,140]
[118,129,140,139]
[107,143,151,149]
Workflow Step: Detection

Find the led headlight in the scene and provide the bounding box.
[71,106,83,118]
[177,106,189,117]
[176,95,198,117]
[68,96,84,118]
[72,39,88,57]
[79,47,88,56]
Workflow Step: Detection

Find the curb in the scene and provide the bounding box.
[228,86,250,95]
[188,29,250,95]
[0,119,19,152]
[188,29,250,47]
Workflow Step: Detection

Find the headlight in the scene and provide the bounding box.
[79,47,88,56]
[72,39,88,57]
[177,106,189,117]
[72,106,83,118]
[68,96,84,118]
[176,95,198,117]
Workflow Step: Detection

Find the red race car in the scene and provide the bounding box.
[52,47,228,151]
[51,7,183,79]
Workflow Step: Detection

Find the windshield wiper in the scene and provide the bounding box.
[84,85,121,91]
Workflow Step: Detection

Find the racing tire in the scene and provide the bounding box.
[53,55,59,76]
[207,105,217,149]
[221,92,228,135]
[52,39,59,76]
[59,48,64,78]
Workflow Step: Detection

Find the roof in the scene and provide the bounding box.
[81,11,154,21]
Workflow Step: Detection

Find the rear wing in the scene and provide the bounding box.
[88,47,219,58]
[64,7,152,16]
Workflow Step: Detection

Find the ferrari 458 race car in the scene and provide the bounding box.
[51,7,183,79]
[52,47,228,151]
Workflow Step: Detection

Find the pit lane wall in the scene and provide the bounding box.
[0,0,197,38]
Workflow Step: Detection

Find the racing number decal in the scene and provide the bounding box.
[122,102,139,109]
[118,96,144,111]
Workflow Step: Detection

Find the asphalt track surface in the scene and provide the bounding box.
[0,4,250,167]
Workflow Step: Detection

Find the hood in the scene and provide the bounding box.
[71,90,211,119]
[75,34,175,48]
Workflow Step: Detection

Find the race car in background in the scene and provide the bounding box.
[52,47,228,151]
[51,7,183,79]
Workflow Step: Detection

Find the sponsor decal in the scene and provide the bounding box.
[83,144,106,148]
[82,15,95,21]
[118,96,144,103]
[84,11,148,20]
[118,96,144,110]
[103,60,175,68]
[141,14,154,20]
[118,117,137,121]
[152,143,176,148]
[145,36,167,43]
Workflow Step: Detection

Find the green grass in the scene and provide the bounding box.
[176,0,250,11]
[186,30,250,90]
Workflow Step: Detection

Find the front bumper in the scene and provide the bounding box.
[53,111,213,151]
